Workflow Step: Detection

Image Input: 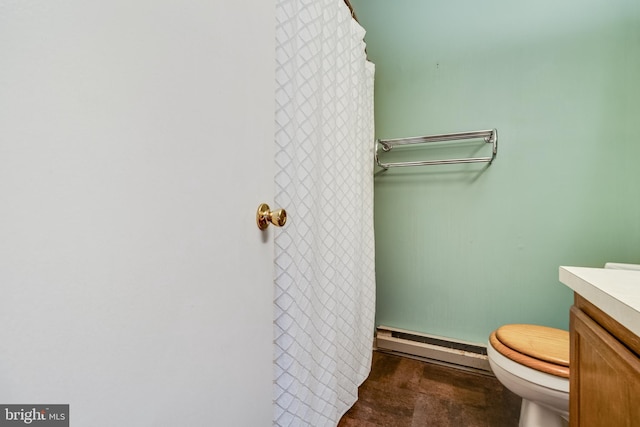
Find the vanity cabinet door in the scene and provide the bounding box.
[570,306,640,427]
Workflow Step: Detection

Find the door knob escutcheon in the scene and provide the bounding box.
[257,203,287,230]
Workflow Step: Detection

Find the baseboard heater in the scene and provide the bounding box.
[376,325,491,373]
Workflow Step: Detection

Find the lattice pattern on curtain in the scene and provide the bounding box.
[273,0,376,426]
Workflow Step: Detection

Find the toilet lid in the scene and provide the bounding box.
[496,324,569,367]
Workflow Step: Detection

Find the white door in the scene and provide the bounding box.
[0,1,275,426]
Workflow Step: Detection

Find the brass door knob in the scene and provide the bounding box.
[256,203,287,230]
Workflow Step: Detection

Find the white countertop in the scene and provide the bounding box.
[559,266,640,337]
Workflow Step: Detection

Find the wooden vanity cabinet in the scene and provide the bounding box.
[570,294,640,427]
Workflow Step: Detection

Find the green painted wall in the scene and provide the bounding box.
[351,0,640,344]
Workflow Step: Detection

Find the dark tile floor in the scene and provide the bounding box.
[338,351,521,427]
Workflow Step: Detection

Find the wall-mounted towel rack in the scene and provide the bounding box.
[375,128,498,169]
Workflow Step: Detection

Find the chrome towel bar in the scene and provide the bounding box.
[375,128,498,169]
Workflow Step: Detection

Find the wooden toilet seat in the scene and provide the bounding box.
[490,324,570,379]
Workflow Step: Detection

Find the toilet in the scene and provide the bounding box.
[487,324,570,427]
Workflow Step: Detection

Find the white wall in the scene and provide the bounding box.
[0,1,275,425]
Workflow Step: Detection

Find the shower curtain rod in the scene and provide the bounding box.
[375,128,498,169]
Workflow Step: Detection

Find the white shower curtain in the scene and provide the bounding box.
[273,0,376,426]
